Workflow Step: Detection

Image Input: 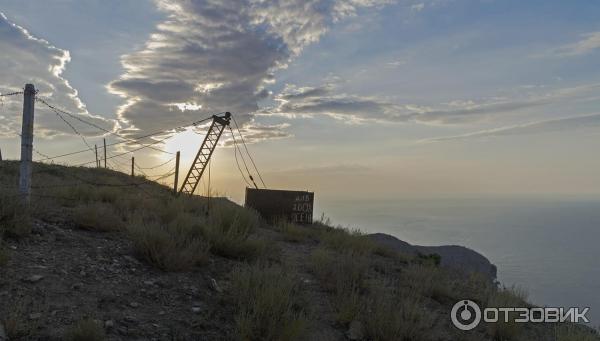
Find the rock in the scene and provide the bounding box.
[29,312,42,320]
[209,278,222,293]
[129,302,140,308]
[368,233,498,280]
[191,306,202,314]
[158,310,166,316]
[72,282,83,290]
[105,320,115,329]
[23,275,44,283]
[347,320,364,340]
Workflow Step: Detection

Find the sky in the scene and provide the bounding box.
[1,0,599,205]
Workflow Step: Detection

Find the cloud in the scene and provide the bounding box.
[554,32,600,57]
[261,80,600,125]
[108,0,394,142]
[422,113,600,143]
[0,12,115,139]
[263,81,600,125]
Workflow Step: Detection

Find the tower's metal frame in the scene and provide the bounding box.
[179,112,231,195]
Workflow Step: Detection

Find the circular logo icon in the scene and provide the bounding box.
[451,300,482,331]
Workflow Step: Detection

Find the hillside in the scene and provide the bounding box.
[0,161,598,341]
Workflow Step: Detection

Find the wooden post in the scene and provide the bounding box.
[95,144,99,168]
[103,138,107,168]
[0,147,2,161]
[173,151,180,194]
[131,156,134,177]
[19,84,35,204]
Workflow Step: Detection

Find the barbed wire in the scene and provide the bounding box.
[45,102,97,158]
[136,156,175,170]
[36,115,213,162]
[0,91,23,97]
[36,97,174,155]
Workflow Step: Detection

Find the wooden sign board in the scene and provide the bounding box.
[245,188,314,224]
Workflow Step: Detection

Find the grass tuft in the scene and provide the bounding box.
[73,202,123,231]
[64,318,106,341]
[128,216,209,271]
[231,263,309,341]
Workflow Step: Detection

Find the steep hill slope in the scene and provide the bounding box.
[0,161,597,341]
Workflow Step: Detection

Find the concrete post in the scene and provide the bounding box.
[95,144,99,168]
[19,84,35,204]
[131,156,134,177]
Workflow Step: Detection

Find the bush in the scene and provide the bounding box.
[0,193,31,238]
[231,263,309,341]
[0,239,9,266]
[272,219,313,243]
[486,286,528,341]
[317,226,376,255]
[204,203,262,259]
[128,216,210,271]
[73,203,123,231]
[362,286,431,341]
[64,318,106,341]
[556,324,600,341]
[309,248,369,324]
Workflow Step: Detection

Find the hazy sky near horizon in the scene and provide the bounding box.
[1,0,599,202]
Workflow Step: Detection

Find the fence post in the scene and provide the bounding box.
[0,147,2,161]
[95,144,99,168]
[19,84,35,204]
[173,151,180,194]
[131,156,134,177]
[103,138,107,168]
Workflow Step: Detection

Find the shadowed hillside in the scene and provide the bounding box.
[0,161,598,341]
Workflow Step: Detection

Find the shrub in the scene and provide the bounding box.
[73,203,123,231]
[272,219,313,243]
[0,193,31,238]
[204,203,261,259]
[486,286,528,341]
[128,217,210,271]
[362,286,431,341]
[309,248,369,324]
[64,318,106,341]
[0,240,9,266]
[317,226,376,255]
[231,263,309,341]
[401,264,457,302]
[556,324,600,341]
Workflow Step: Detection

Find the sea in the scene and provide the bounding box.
[317,196,600,326]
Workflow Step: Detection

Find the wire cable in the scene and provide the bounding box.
[228,126,252,187]
[36,97,174,155]
[231,115,266,188]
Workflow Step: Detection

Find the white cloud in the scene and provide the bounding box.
[422,113,600,143]
[107,0,395,143]
[554,31,600,57]
[263,81,600,125]
[0,12,114,139]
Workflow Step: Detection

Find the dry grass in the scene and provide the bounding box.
[128,215,209,272]
[317,225,376,255]
[64,318,106,341]
[0,239,9,267]
[362,286,432,341]
[556,324,600,341]
[309,248,369,324]
[486,286,529,341]
[231,263,309,341]
[0,192,31,238]
[204,203,263,259]
[272,219,314,243]
[72,202,124,231]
